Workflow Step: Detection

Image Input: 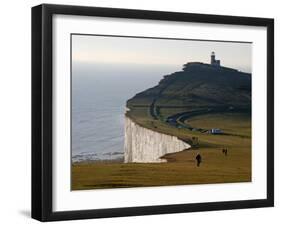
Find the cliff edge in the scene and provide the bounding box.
[124,117,191,163]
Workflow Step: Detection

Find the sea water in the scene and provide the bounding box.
[72,62,178,162]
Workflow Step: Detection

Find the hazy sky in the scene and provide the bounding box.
[72,34,252,73]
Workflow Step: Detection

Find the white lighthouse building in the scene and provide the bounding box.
[210,52,220,66]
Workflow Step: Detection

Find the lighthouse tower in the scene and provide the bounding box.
[210,52,220,66]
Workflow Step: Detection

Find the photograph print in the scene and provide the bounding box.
[71,34,252,190]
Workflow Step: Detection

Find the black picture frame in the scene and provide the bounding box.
[32,4,274,222]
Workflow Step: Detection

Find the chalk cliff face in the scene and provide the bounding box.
[124,117,191,163]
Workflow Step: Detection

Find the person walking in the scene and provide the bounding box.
[195,153,202,167]
[222,148,228,156]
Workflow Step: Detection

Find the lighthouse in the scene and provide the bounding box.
[210,52,220,66]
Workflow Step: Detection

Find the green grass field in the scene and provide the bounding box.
[72,112,251,190]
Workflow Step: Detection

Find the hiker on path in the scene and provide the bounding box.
[195,154,202,167]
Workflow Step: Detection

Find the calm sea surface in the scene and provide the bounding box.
[72,62,178,162]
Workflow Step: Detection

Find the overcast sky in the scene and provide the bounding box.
[72,34,252,73]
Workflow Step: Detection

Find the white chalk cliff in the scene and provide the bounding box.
[124,116,191,163]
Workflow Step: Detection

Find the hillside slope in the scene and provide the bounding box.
[126,62,251,144]
[127,62,251,110]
